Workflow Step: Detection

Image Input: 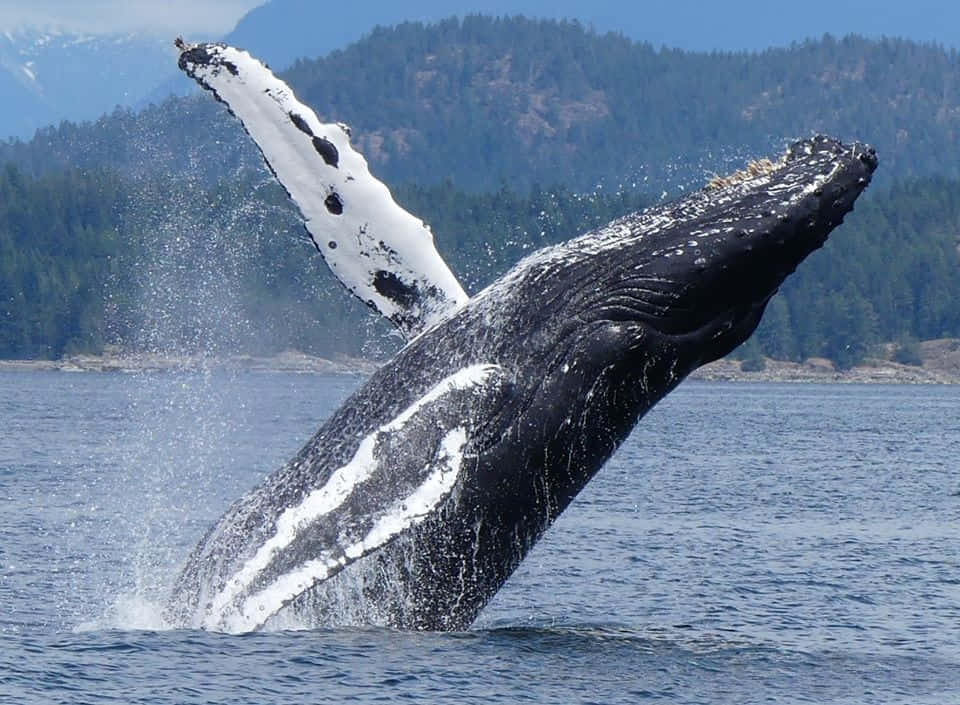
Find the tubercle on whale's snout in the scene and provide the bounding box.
[779,138,878,197]
[782,134,877,168]
[839,141,878,184]
[853,143,879,172]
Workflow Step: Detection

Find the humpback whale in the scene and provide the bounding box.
[167,42,877,632]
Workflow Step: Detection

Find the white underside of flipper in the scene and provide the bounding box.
[176,40,468,339]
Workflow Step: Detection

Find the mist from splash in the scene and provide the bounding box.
[77,162,317,631]
[71,125,398,631]
[74,370,308,633]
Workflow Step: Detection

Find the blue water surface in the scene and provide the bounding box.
[1,370,958,704]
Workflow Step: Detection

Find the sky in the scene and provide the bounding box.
[0,0,957,48]
[0,0,262,35]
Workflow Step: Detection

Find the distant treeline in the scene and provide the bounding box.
[1,163,958,366]
[0,164,129,358]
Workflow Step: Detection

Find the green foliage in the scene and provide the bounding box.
[0,166,648,359]
[0,164,130,358]
[3,162,957,367]
[893,338,924,366]
[2,18,960,365]
[281,20,960,191]
[751,177,960,367]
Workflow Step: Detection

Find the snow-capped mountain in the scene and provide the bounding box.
[224,0,960,73]
[0,29,180,140]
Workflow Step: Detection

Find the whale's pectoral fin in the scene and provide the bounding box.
[176,41,469,339]
[202,364,513,632]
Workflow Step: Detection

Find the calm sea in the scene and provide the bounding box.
[1,370,958,704]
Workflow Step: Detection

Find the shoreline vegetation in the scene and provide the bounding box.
[1,339,958,384]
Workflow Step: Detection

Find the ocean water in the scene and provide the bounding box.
[1,369,958,704]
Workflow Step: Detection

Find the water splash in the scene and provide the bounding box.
[75,595,170,633]
[78,162,298,630]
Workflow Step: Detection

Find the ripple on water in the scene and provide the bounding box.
[2,374,959,704]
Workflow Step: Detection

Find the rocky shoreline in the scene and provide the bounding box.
[0,350,379,376]
[2,339,959,384]
[690,338,960,384]
[689,356,958,384]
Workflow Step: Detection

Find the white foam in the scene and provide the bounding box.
[75,595,171,633]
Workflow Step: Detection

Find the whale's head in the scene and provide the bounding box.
[418,136,876,520]
[472,136,876,471]
[522,136,878,389]
[618,136,876,369]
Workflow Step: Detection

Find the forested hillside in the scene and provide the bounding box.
[3,18,960,191]
[1,16,959,363]
[284,18,960,190]
[2,163,958,365]
[0,165,130,357]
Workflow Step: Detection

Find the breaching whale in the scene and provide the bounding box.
[167,41,877,632]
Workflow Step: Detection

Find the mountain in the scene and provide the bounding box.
[0,51,49,138]
[278,20,960,190]
[0,29,179,140]
[224,0,960,70]
[4,0,960,142]
[4,18,959,193]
